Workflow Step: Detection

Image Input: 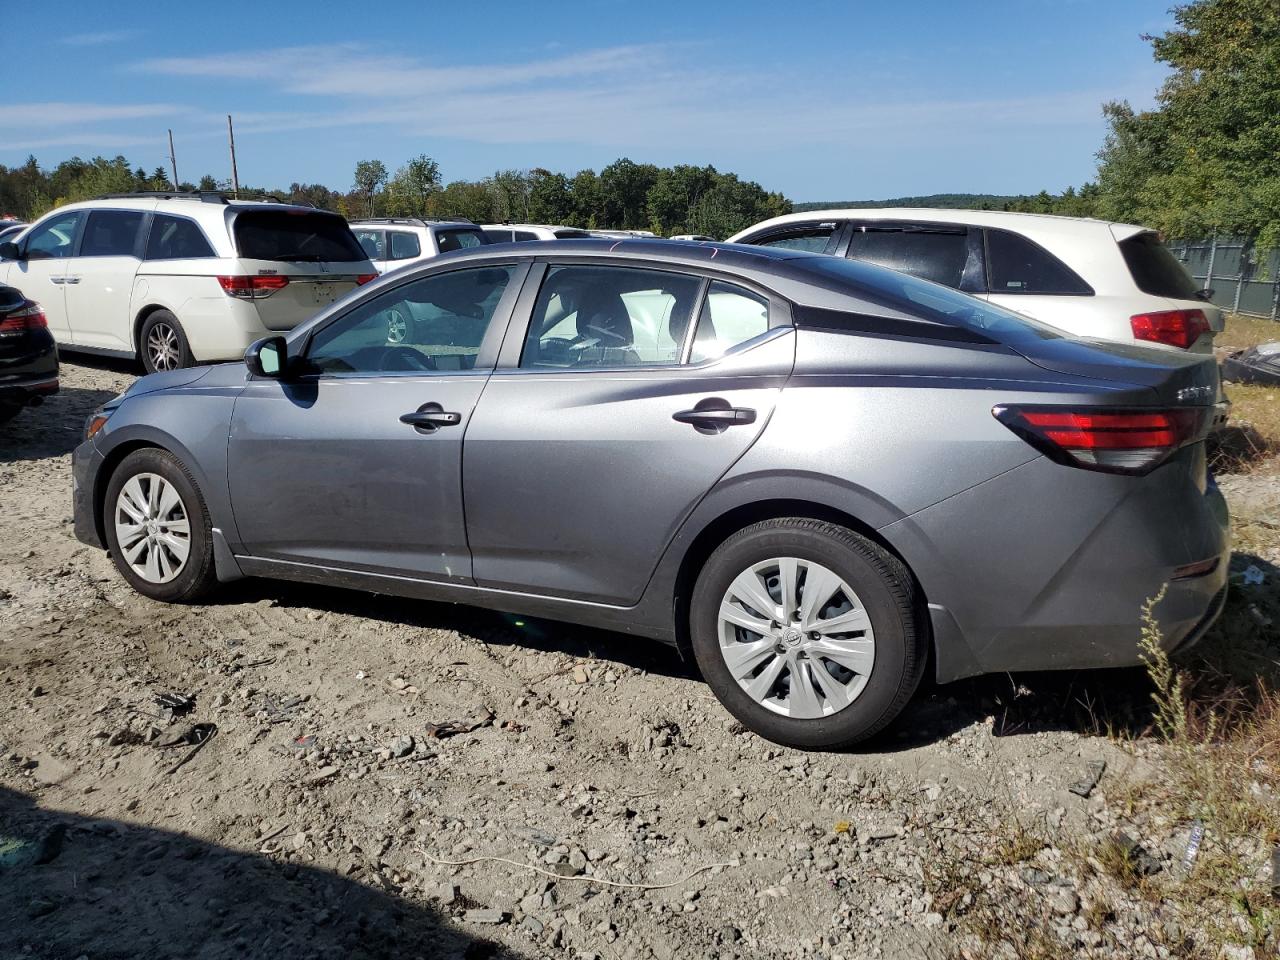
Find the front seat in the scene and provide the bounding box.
[574,290,639,365]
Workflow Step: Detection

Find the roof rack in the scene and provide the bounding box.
[94,190,231,204]
[353,216,475,226]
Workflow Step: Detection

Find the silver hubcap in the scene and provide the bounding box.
[147,322,180,370]
[114,473,191,584]
[718,557,875,719]
[385,309,408,344]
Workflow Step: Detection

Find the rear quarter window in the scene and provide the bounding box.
[146,214,216,260]
[1119,232,1200,299]
[234,210,367,263]
[436,229,488,253]
[985,228,1092,295]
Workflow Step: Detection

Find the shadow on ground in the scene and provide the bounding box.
[0,385,119,463]
[0,787,522,960]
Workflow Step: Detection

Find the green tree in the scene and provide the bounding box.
[428,180,494,223]
[385,154,441,217]
[352,159,389,217]
[569,169,602,228]
[646,164,717,236]
[600,158,659,229]
[1094,0,1280,244]
[527,168,573,224]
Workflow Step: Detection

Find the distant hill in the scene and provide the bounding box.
[793,194,1028,212]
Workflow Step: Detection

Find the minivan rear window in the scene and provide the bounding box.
[234,210,367,263]
[1119,232,1200,299]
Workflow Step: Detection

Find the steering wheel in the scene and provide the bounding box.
[378,346,437,372]
[535,336,579,366]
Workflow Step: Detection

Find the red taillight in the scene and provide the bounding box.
[0,303,47,336]
[356,273,377,286]
[1130,309,1209,349]
[217,275,290,299]
[993,405,1206,474]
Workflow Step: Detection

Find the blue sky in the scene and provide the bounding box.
[4,0,1173,201]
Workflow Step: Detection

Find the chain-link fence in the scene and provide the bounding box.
[1167,237,1280,320]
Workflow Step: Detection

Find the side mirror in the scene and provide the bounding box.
[245,335,288,378]
[0,241,20,261]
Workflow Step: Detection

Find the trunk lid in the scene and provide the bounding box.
[236,261,369,331]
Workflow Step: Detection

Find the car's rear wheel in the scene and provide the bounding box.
[103,448,217,603]
[140,310,193,373]
[690,518,926,750]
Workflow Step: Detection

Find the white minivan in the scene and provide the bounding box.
[729,209,1225,352]
[0,193,377,372]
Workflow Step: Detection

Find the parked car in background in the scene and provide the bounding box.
[72,239,1227,749]
[351,218,490,274]
[0,283,57,424]
[0,221,27,243]
[481,223,593,243]
[729,209,1224,353]
[670,234,716,242]
[0,192,376,373]
[589,229,658,239]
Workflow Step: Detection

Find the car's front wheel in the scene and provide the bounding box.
[139,310,193,373]
[103,448,217,603]
[690,518,926,750]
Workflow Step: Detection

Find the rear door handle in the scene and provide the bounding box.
[62,276,80,284]
[400,403,462,431]
[49,277,65,285]
[672,405,757,427]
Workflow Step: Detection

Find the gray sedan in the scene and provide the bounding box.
[71,239,1229,749]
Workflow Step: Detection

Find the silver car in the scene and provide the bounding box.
[71,239,1229,749]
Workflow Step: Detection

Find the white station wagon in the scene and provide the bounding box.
[730,209,1224,352]
[0,192,377,372]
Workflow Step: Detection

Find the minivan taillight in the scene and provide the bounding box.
[217,275,290,299]
[356,273,377,285]
[1130,309,1209,349]
[993,405,1207,475]
[0,303,47,337]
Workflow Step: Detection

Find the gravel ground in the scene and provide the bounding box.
[0,358,1275,960]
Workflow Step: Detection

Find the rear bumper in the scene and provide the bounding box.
[886,446,1232,682]
[0,331,59,404]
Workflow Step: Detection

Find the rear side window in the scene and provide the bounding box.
[985,229,1092,295]
[146,215,216,261]
[482,228,512,242]
[1120,232,1200,299]
[388,231,421,260]
[846,225,971,289]
[81,210,145,257]
[512,231,539,242]
[353,229,384,260]
[554,229,591,239]
[750,224,835,253]
[234,211,367,263]
[690,282,770,363]
[436,229,488,253]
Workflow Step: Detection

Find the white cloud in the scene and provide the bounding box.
[0,102,182,128]
[62,30,137,46]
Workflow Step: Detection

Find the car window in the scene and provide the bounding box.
[234,210,367,263]
[1119,232,1200,299]
[354,229,385,261]
[23,211,80,260]
[481,228,512,243]
[554,229,591,239]
[436,229,487,253]
[690,282,770,362]
[305,266,515,374]
[145,214,216,260]
[752,225,834,253]
[846,225,971,289]
[520,265,702,369]
[512,231,539,242]
[79,210,145,258]
[388,231,421,260]
[985,229,1092,295]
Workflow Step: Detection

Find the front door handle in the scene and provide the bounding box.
[672,402,757,429]
[62,276,80,284]
[400,403,462,432]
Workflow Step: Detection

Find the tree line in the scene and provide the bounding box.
[0,153,792,240]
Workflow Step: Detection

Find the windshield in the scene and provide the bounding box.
[234,210,367,263]
[792,254,1063,343]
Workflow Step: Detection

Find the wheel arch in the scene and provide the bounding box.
[132,304,171,357]
[92,439,167,547]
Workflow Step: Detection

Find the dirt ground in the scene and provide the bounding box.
[1,358,1276,960]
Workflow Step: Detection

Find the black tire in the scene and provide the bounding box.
[103,448,217,603]
[139,310,193,373]
[690,518,926,750]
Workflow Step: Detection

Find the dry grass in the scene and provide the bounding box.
[1216,313,1280,354]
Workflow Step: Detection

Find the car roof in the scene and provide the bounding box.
[733,207,1150,241]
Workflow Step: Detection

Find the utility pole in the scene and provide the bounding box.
[227,114,241,199]
[167,129,178,188]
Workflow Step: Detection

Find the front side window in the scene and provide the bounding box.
[690,282,770,362]
[234,211,367,263]
[146,214,216,260]
[751,224,835,253]
[24,211,81,260]
[846,224,972,289]
[520,265,702,369]
[985,228,1092,295]
[80,210,145,258]
[388,231,421,260]
[354,229,385,261]
[436,228,487,253]
[305,266,515,374]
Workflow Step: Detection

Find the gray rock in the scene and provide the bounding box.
[465,908,507,924]
[387,735,414,759]
[1048,887,1079,916]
